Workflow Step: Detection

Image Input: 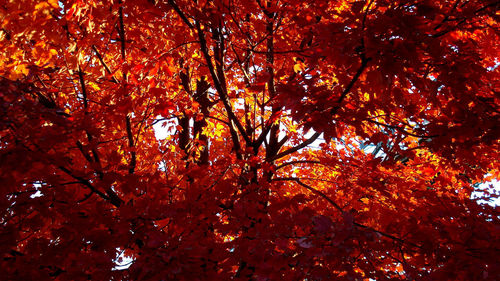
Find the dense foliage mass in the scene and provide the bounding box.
[1,0,499,280]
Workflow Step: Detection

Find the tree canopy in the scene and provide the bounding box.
[0,0,499,280]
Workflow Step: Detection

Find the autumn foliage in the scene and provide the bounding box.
[1,0,499,280]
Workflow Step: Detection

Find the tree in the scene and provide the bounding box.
[0,0,498,279]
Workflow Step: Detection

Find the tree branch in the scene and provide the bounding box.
[365,119,438,139]
[168,0,194,29]
[270,132,321,161]
[91,45,119,83]
[274,177,343,212]
[58,166,122,207]
[330,56,371,115]
[274,177,424,250]
[117,4,136,174]
[275,160,322,170]
[195,22,252,149]
[77,66,104,179]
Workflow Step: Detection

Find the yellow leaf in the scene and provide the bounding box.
[34,2,49,12]
[68,42,77,53]
[8,64,29,80]
[293,61,305,73]
[77,51,85,64]
[88,82,100,91]
[214,123,224,137]
[48,0,59,9]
